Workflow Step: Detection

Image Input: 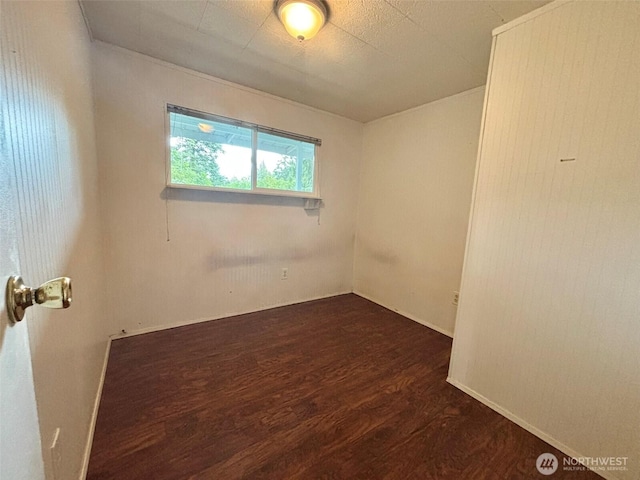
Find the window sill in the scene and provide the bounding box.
[167,182,321,201]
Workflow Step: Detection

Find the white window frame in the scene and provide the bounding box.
[165,104,321,199]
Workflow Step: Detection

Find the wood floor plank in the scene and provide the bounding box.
[87,294,600,479]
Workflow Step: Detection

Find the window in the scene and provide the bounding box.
[167,105,320,198]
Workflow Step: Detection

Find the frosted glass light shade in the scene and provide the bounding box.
[276,0,327,41]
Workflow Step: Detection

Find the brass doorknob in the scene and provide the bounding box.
[5,276,72,324]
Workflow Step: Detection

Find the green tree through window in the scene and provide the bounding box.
[171,137,313,191]
[258,156,313,191]
[170,138,226,187]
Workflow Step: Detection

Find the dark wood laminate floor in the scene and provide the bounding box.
[87,294,599,479]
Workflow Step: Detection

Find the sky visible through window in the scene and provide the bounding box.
[218,143,280,178]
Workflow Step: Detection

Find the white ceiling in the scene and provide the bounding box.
[81,0,549,122]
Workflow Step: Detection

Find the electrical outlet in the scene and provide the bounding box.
[281,268,288,280]
[50,427,61,480]
[452,291,459,306]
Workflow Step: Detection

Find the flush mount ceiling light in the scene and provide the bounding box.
[276,0,327,41]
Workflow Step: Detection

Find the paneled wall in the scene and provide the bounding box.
[354,87,484,336]
[92,43,363,335]
[449,2,640,478]
[1,1,109,479]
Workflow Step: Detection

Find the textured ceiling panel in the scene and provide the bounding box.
[144,0,208,28]
[329,0,406,44]
[198,2,261,48]
[81,0,550,122]
[213,0,273,26]
[403,1,503,73]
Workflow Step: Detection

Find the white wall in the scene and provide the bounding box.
[354,87,485,336]
[449,2,640,478]
[92,43,362,334]
[0,1,109,479]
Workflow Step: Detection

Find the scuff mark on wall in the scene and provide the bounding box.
[356,237,401,266]
[206,243,346,271]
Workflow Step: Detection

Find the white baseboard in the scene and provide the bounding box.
[446,377,617,480]
[79,337,111,480]
[111,291,354,340]
[352,290,454,338]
